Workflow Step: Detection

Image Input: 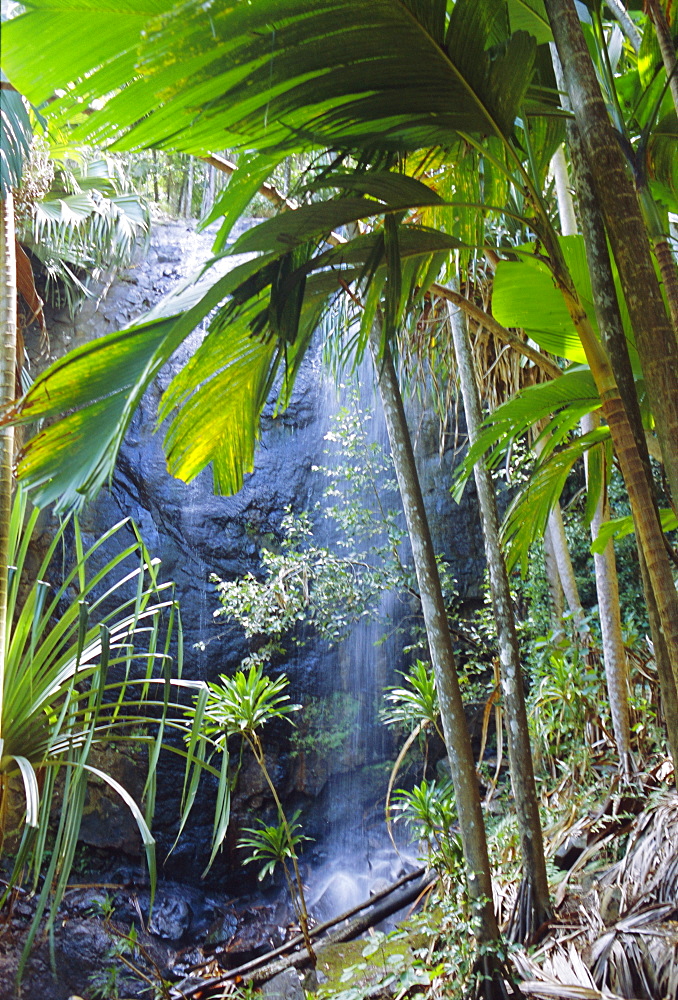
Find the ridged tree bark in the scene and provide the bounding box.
[448,299,551,942]
[545,0,678,508]
[0,193,17,733]
[368,327,502,962]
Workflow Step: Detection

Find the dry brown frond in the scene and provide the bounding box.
[512,789,678,1000]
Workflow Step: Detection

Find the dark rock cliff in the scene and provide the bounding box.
[26,218,485,890]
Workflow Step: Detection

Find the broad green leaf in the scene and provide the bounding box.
[506,0,551,43]
[452,368,599,500]
[6,253,272,508]
[205,152,287,253]
[493,251,588,363]
[309,170,445,206]
[160,305,278,492]
[591,507,678,554]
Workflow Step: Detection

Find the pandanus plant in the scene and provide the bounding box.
[194,663,315,963]
[0,486,214,979]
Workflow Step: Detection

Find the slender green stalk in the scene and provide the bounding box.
[247,731,315,965]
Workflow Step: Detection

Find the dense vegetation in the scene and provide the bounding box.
[1,1,678,997]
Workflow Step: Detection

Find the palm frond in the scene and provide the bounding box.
[4,0,545,158]
[0,85,32,196]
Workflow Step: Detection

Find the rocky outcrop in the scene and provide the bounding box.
[27,218,485,888]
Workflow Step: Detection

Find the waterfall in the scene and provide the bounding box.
[302,373,419,923]
[64,215,481,896]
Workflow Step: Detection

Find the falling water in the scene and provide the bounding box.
[303,372,420,924]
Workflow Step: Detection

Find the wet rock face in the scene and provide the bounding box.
[31,219,485,884]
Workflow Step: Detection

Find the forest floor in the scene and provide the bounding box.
[2,765,678,1000]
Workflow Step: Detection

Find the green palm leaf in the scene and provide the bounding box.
[0,83,32,196]
[4,0,541,156]
[452,367,600,499]
[502,425,610,573]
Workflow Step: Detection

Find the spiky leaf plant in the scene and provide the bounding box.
[0,485,211,977]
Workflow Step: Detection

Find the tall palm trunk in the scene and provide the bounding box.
[545,0,678,507]
[646,0,678,121]
[565,109,678,766]
[540,147,588,639]
[367,326,500,950]
[550,128,634,774]
[0,193,17,732]
[581,411,633,775]
[535,440,587,637]
[545,0,678,693]
[568,113,678,763]
[447,299,551,941]
[542,526,564,623]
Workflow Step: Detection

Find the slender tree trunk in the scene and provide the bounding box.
[550,120,634,773]
[152,149,159,203]
[185,157,195,219]
[550,146,577,236]
[448,299,551,941]
[564,98,678,772]
[545,0,678,508]
[581,412,633,774]
[545,145,589,639]
[0,194,17,732]
[543,526,565,624]
[368,327,500,947]
[646,0,678,120]
[545,0,678,694]
[603,0,642,52]
[201,164,216,218]
[545,466,587,635]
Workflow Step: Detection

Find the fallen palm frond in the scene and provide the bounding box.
[513,941,636,999]
[590,905,678,999]
[511,787,678,1000]
[617,793,678,908]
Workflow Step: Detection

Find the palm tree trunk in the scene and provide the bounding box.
[581,412,633,774]
[447,299,551,941]
[0,193,17,733]
[185,157,195,219]
[545,144,588,640]
[545,479,587,636]
[368,326,499,947]
[545,0,678,693]
[543,526,565,624]
[603,0,641,53]
[545,0,678,508]
[646,0,678,120]
[564,101,678,771]
[549,119,634,774]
